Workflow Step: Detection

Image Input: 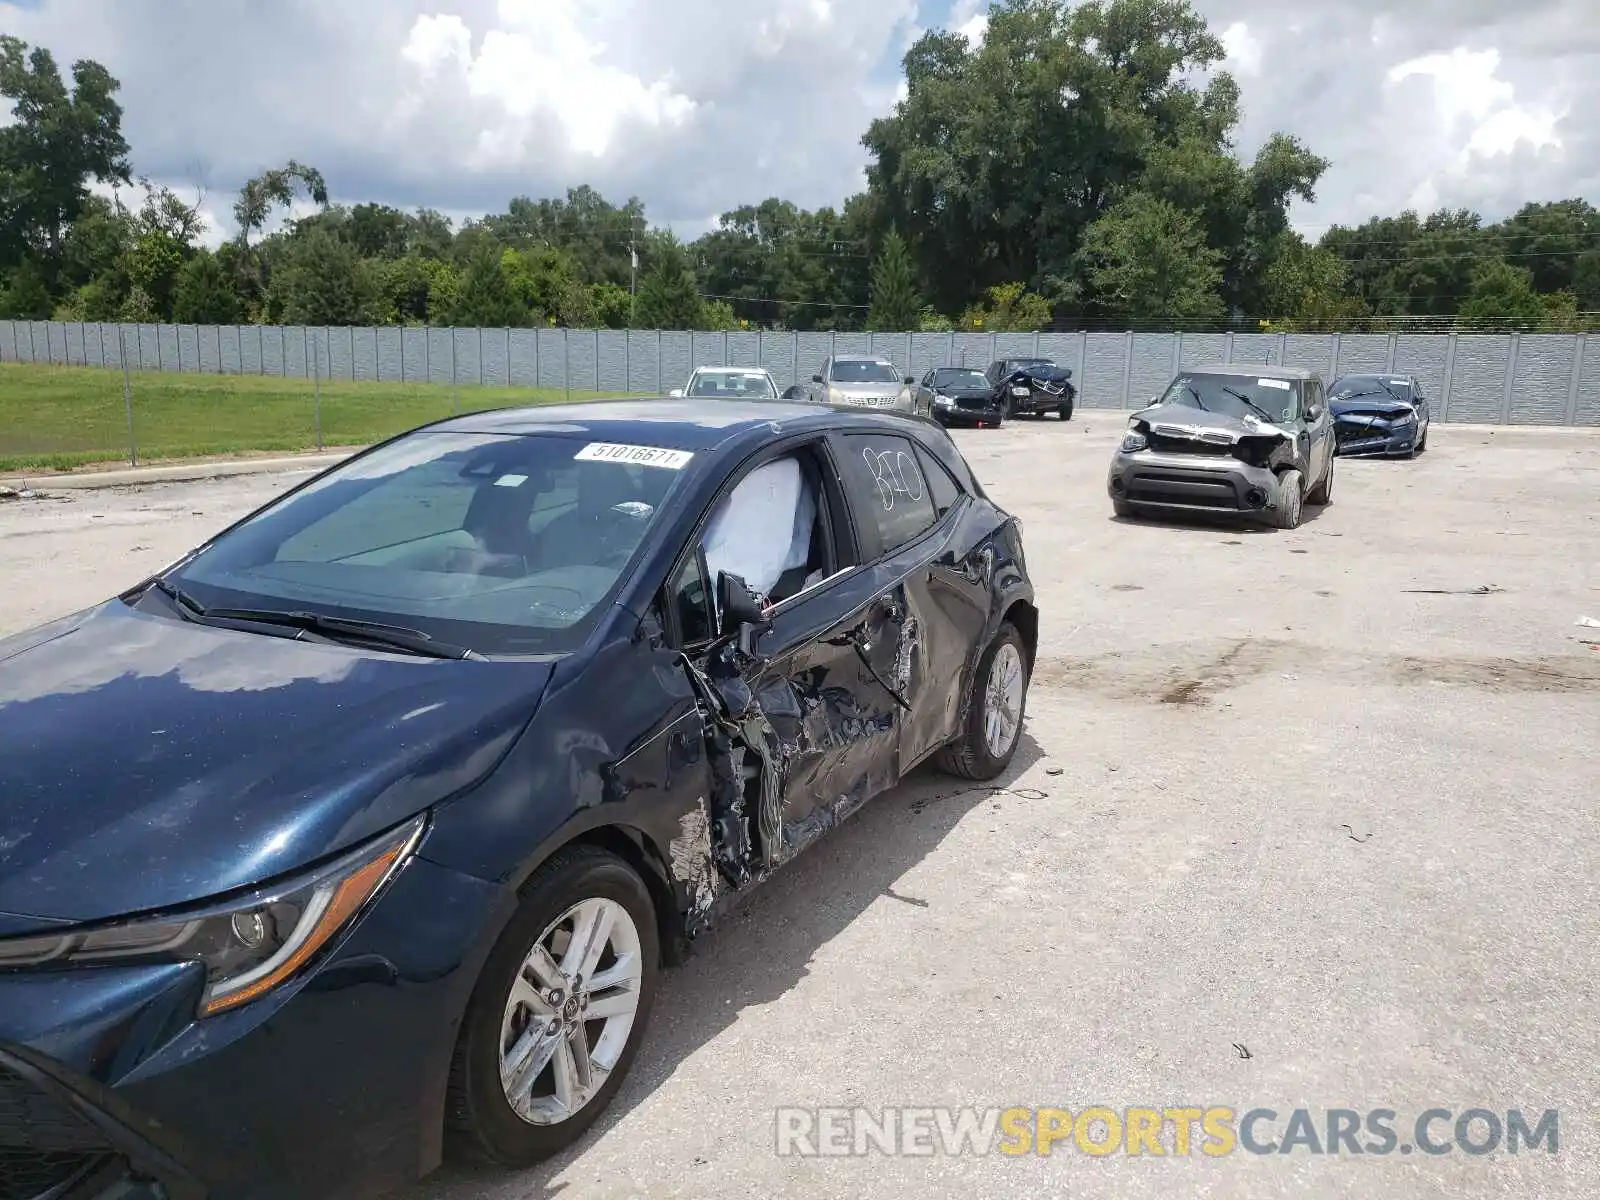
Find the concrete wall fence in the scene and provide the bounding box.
[2,321,1596,426]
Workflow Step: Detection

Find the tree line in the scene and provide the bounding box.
[3,2,1597,337]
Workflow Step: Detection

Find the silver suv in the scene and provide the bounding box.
[803,356,926,416]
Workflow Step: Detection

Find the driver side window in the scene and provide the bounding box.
[663,446,842,647]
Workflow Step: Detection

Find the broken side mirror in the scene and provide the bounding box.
[903,375,915,386]
[812,373,824,384]
[716,571,771,657]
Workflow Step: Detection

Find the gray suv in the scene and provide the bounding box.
[1106,363,1335,530]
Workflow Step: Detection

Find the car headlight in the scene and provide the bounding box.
[0,815,425,1016]
[1121,431,1148,452]
[934,394,954,407]
[1010,385,1030,396]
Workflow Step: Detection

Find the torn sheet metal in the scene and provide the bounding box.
[667,794,719,923]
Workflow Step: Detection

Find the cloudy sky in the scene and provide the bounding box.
[2,0,1595,246]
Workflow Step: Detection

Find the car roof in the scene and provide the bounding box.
[1185,362,1319,382]
[427,398,921,453]
[692,365,771,373]
[832,355,893,363]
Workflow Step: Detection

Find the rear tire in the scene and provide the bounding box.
[446,847,660,1168]
[935,622,1030,782]
[1271,469,1304,530]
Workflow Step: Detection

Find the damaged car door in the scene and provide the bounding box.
[665,439,904,885]
[828,430,994,772]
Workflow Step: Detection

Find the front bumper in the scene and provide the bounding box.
[1107,450,1284,520]
[1006,388,1070,414]
[0,854,508,1200]
[933,400,1006,426]
[1335,419,1422,456]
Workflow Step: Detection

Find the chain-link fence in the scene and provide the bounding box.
[1,322,1595,471]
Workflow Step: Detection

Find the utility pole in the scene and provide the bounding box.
[629,215,639,328]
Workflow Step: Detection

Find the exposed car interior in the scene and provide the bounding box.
[702,453,830,603]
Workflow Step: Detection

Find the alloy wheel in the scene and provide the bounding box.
[498,898,643,1126]
[983,642,1025,758]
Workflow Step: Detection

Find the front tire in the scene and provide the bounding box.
[446,847,660,1167]
[1271,468,1304,530]
[935,622,1030,781]
[1057,401,1073,420]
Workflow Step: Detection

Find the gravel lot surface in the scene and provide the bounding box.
[3,419,1597,1199]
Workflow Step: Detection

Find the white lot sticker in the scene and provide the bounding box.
[574,442,694,469]
[493,473,528,488]
[1257,378,1292,390]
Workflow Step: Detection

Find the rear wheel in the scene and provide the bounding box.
[447,847,659,1167]
[936,622,1029,781]
[1271,469,1304,530]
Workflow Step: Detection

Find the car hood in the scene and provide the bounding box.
[937,386,997,400]
[1007,365,1072,385]
[1330,396,1415,419]
[0,601,552,928]
[1131,401,1293,441]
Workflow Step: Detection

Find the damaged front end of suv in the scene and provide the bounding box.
[1108,406,1302,527]
[1106,365,1335,530]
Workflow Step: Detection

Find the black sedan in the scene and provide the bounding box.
[914,366,1007,426]
[1328,373,1431,457]
[0,400,1038,1200]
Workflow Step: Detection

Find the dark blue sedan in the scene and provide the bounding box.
[1328,373,1432,458]
[0,400,1037,1199]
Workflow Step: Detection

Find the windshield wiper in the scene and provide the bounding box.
[147,580,478,660]
[1221,387,1277,423]
[206,608,480,660]
[1181,384,1210,411]
[150,577,207,620]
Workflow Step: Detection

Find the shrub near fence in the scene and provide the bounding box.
[3,322,1597,426]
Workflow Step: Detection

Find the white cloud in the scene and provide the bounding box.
[1219,21,1263,76]
[397,4,696,164]
[951,0,989,47]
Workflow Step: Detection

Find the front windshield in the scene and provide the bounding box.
[1158,373,1300,424]
[688,371,777,399]
[830,360,901,384]
[1332,375,1410,402]
[170,431,691,655]
[934,369,990,389]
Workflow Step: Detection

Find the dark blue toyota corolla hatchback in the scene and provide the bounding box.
[0,399,1037,1199]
